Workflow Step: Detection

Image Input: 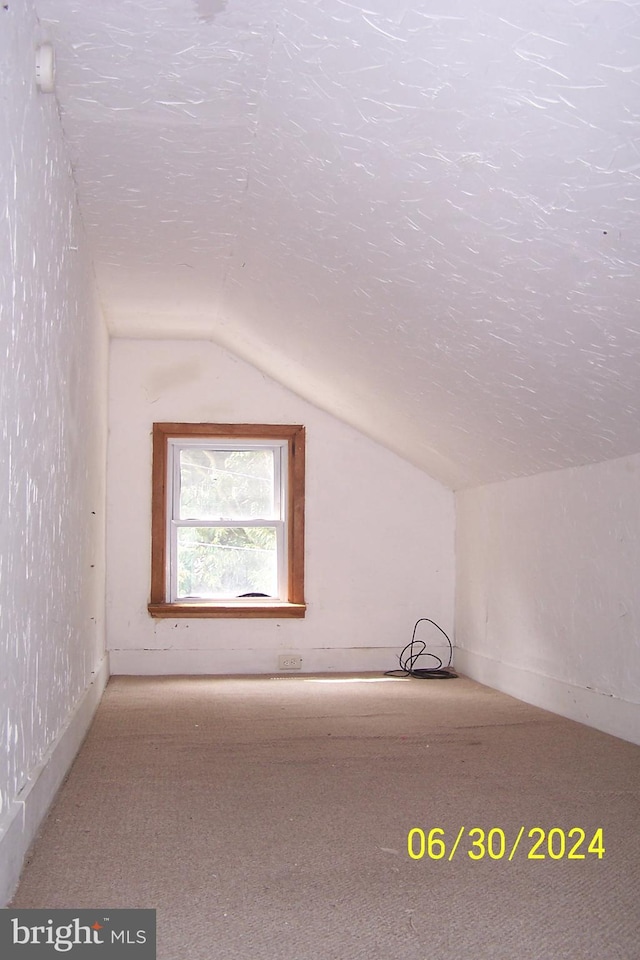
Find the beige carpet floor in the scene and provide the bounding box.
[11,674,640,959]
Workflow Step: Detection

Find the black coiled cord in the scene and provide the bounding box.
[385,618,458,679]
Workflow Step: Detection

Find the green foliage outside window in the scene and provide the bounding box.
[177,448,279,598]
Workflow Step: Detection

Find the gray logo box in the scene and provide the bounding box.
[0,909,156,958]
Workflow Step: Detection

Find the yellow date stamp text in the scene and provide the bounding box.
[407,827,605,862]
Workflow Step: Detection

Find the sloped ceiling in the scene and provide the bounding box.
[35,0,640,489]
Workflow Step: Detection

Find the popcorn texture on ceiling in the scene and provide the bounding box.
[34,0,640,489]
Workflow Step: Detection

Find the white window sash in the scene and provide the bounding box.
[166,439,288,602]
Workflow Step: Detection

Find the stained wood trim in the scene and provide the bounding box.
[149,423,306,618]
[289,425,305,605]
[149,424,169,605]
[148,602,306,619]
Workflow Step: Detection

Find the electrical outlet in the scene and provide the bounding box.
[278,654,303,670]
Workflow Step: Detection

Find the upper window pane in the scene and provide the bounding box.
[179,447,276,521]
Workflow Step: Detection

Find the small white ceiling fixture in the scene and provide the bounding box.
[35,42,55,93]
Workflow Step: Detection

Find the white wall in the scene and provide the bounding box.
[456,455,640,744]
[107,339,455,674]
[0,2,109,903]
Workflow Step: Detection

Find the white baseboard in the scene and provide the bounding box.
[454,648,640,746]
[0,655,110,906]
[108,645,415,676]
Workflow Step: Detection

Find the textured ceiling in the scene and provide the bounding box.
[35,0,640,488]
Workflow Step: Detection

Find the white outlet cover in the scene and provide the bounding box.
[278,655,302,670]
[35,43,55,93]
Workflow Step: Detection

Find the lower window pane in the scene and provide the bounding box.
[177,527,278,599]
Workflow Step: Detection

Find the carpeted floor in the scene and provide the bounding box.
[11,675,640,959]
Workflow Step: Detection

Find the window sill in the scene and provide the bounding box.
[147,601,307,619]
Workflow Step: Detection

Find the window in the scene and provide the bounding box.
[148,423,306,618]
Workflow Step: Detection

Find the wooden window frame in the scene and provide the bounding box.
[148,423,306,618]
